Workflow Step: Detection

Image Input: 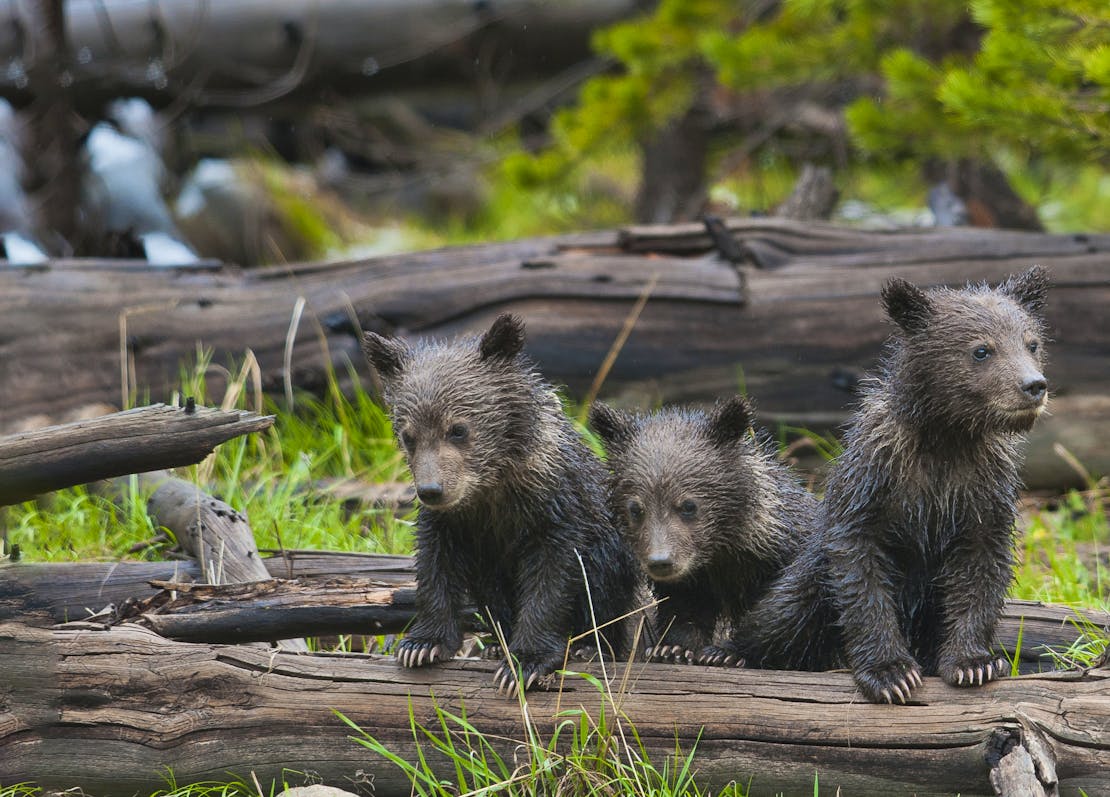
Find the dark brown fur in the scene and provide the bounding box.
[740,266,1050,703]
[590,396,817,666]
[362,314,639,694]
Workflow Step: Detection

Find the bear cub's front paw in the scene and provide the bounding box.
[938,653,1008,687]
[854,658,923,704]
[395,638,454,668]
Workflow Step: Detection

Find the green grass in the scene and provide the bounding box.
[3,360,1107,797]
[339,667,742,797]
[5,361,415,562]
[1013,488,1108,609]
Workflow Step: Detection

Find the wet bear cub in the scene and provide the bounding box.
[589,396,816,666]
[821,266,1050,703]
[361,314,638,694]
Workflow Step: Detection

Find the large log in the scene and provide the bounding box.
[1,556,1104,672]
[0,620,1105,796]
[0,551,413,623]
[1,220,1107,487]
[0,404,273,506]
[0,0,636,110]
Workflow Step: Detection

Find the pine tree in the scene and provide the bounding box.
[503,0,1109,226]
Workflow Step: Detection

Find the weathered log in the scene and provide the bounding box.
[0,404,273,506]
[100,470,310,652]
[2,555,1104,672]
[0,220,1106,488]
[0,620,1105,796]
[0,551,414,623]
[109,576,1106,674]
[0,0,636,110]
[121,576,428,644]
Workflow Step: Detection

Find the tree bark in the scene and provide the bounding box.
[1,220,1107,488]
[1,620,1105,796]
[0,404,273,506]
[774,163,839,220]
[0,0,638,111]
[634,102,710,223]
[99,470,310,652]
[0,551,416,624]
[2,555,1104,670]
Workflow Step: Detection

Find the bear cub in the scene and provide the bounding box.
[590,396,816,666]
[361,314,638,695]
[755,266,1050,704]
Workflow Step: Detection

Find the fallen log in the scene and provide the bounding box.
[2,556,1104,672]
[109,576,1105,675]
[2,1,636,109]
[0,220,1106,488]
[0,403,273,506]
[0,620,1105,796]
[120,576,427,644]
[0,551,413,623]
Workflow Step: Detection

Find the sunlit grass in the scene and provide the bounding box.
[1013,488,1108,609]
[340,669,748,797]
[6,357,415,563]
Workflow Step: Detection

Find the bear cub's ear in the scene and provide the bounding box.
[589,402,636,457]
[881,277,932,335]
[361,331,411,379]
[706,395,754,448]
[479,314,527,361]
[1002,265,1050,316]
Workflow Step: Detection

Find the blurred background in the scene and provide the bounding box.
[2,0,1107,269]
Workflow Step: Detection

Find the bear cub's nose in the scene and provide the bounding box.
[416,482,445,504]
[1022,378,1047,402]
[645,553,675,579]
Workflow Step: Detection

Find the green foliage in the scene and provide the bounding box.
[1013,488,1108,607]
[0,785,41,797]
[339,671,739,797]
[493,0,1110,233]
[6,358,414,563]
[850,1,1110,163]
[502,0,728,194]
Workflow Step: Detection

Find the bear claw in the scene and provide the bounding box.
[647,643,696,664]
[396,639,449,668]
[855,659,923,704]
[946,655,1006,688]
[697,645,746,668]
[492,661,550,697]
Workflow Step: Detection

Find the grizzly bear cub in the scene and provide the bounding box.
[589,396,816,666]
[361,314,638,695]
[743,266,1050,704]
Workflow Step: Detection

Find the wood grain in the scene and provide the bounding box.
[0,621,1104,796]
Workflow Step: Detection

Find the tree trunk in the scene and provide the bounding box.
[1,555,1103,671]
[774,162,839,220]
[0,404,273,506]
[24,0,81,248]
[1,620,1105,796]
[1,220,1108,488]
[0,0,639,112]
[634,102,710,223]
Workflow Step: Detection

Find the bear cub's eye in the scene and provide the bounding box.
[400,430,416,450]
[677,499,698,519]
[446,423,470,444]
[626,499,645,524]
[1028,341,1039,354]
[971,345,992,362]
